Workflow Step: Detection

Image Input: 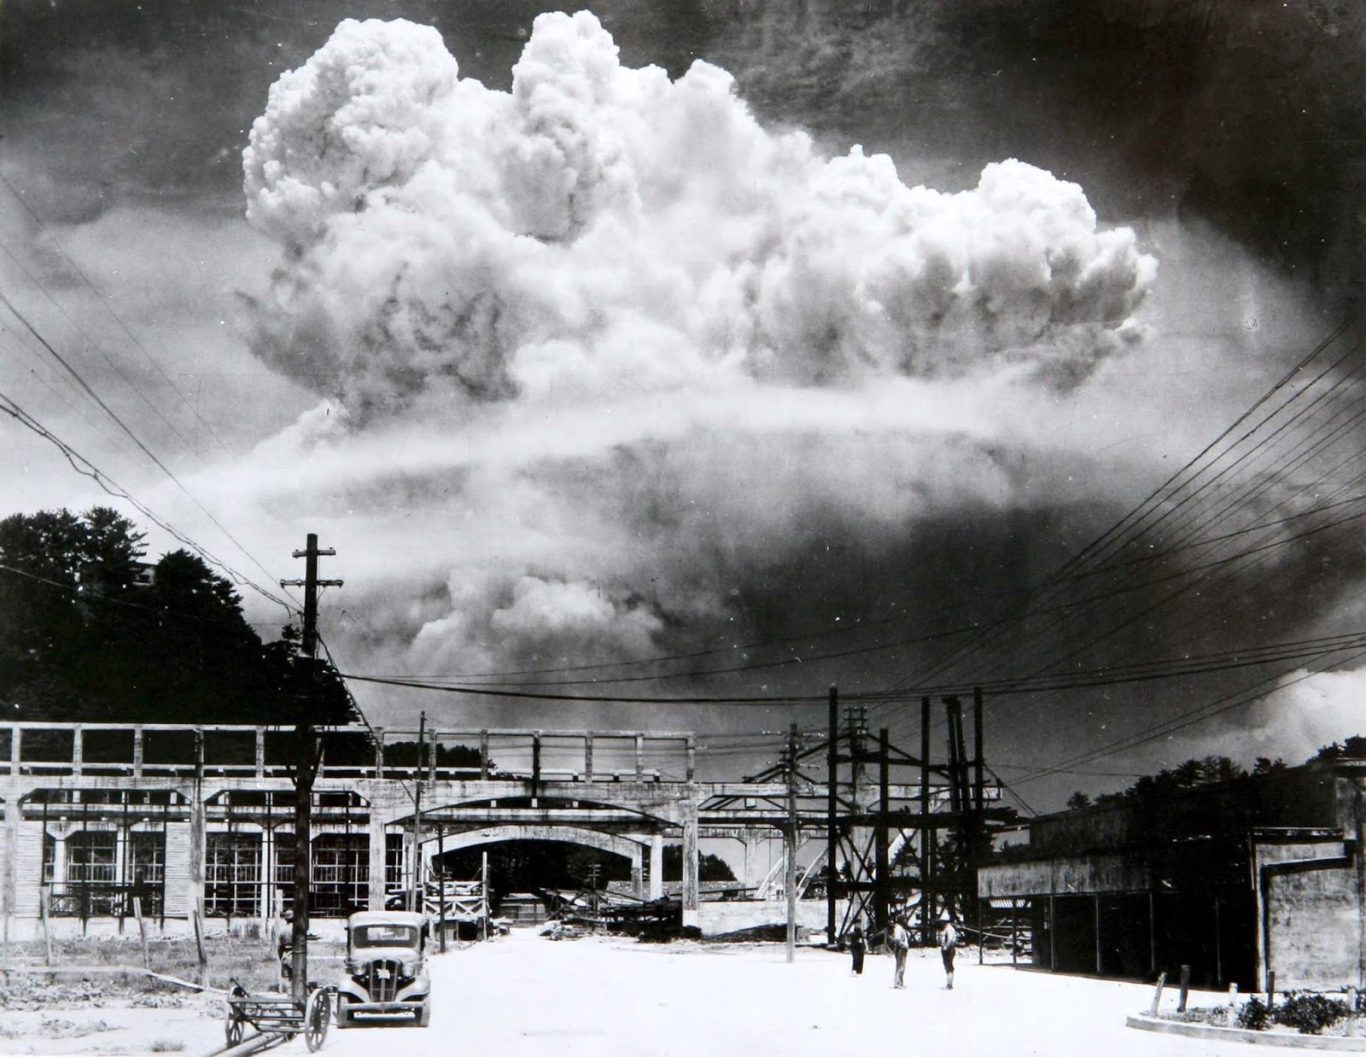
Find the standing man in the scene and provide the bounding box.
[939,911,959,990]
[889,914,910,989]
[847,924,866,977]
[275,908,294,982]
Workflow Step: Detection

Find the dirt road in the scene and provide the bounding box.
[299,928,1263,1057]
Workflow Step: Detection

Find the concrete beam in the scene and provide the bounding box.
[435,825,647,865]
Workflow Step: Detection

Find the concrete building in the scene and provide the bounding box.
[0,721,881,940]
[978,760,1366,991]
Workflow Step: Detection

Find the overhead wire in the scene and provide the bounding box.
[878,315,1361,697]
[0,172,230,452]
[0,241,201,453]
[0,286,297,610]
[0,386,296,614]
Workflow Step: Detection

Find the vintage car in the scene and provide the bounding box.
[334,910,431,1028]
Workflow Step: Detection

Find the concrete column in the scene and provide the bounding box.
[51,831,69,885]
[373,728,385,776]
[368,812,387,911]
[132,727,144,779]
[685,736,695,781]
[742,834,753,891]
[635,736,644,780]
[71,725,83,777]
[682,803,700,928]
[649,835,664,900]
[254,728,265,779]
[2,796,16,934]
[630,844,643,899]
[584,735,594,781]
[9,727,19,774]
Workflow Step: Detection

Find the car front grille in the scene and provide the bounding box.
[365,959,401,1002]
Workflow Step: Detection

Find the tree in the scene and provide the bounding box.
[662,845,737,883]
[1313,737,1366,763]
[0,507,146,718]
[1064,791,1092,811]
[383,741,490,772]
[0,507,355,727]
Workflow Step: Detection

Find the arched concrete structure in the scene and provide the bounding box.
[426,824,650,898]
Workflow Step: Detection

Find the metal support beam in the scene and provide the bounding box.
[826,686,838,945]
[921,696,933,944]
[875,728,890,935]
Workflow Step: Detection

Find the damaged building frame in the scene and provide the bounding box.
[978,760,1366,991]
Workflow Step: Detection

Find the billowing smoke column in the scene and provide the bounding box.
[240,12,1157,688]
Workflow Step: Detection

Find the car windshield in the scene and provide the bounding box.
[352,924,419,949]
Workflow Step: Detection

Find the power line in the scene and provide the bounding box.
[0,386,296,613]
[880,314,1362,696]
[339,671,831,706]
[0,172,229,453]
[1011,641,1366,788]
[0,240,201,452]
[0,287,294,606]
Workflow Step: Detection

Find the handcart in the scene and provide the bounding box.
[224,979,331,1052]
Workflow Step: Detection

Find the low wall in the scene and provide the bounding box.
[2,914,349,942]
[1257,840,1359,991]
[697,900,833,938]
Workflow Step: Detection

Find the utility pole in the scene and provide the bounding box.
[280,533,342,1002]
[785,722,799,964]
[409,712,425,913]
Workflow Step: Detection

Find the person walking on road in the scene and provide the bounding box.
[939,912,959,990]
[889,915,910,989]
[847,924,866,976]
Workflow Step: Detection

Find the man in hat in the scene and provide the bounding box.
[939,911,958,990]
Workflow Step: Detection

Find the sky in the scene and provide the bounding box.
[2,0,1364,812]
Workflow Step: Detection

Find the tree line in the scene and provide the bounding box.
[1063,740,1366,812]
[0,506,354,727]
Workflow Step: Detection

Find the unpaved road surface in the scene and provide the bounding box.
[285,929,1260,1057]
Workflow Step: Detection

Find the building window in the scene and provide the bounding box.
[386,833,405,894]
[128,832,165,887]
[67,832,116,883]
[205,833,262,918]
[312,834,368,918]
[272,832,370,917]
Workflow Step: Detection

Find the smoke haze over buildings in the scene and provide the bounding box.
[1,2,1363,804]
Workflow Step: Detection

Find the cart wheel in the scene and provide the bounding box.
[304,989,330,1052]
[225,1013,244,1047]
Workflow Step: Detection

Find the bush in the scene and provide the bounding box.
[1236,997,1271,1031]
[1273,992,1350,1035]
